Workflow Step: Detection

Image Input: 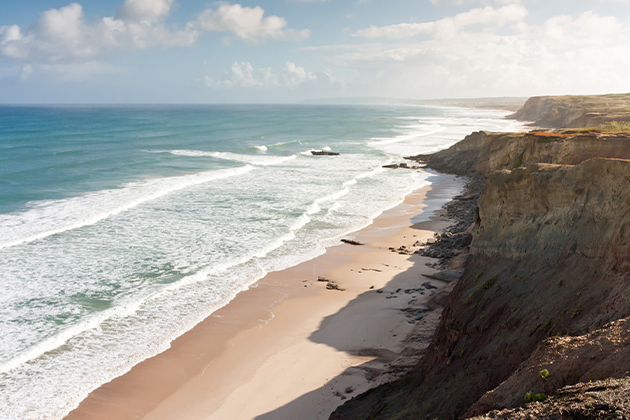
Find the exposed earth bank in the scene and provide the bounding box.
[330,95,630,420]
[508,93,630,128]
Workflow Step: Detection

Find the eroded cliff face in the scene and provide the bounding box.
[331,137,630,419]
[508,94,630,128]
[475,159,630,267]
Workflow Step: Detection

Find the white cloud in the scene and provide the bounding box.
[284,61,316,86]
[207,61,279,88]
[207,61,342,90]
[542,12,622,49]
[354,4,528,39]
[0,2,198,64]
[197,4,310,41]
[0,2,308,65]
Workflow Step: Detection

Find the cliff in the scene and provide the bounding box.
[409,130,630,177]
[330,129,630,419]
[508,94,630,128]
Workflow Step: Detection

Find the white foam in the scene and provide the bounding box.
[254,145,268,152]
[0,206,316,376]
[0,165,255,250]
[343,166,384,188]
[0,300,133,375]
[326,202,342,214]
[170,150,295,166]
[315,188,350,204]
[367,126,445,147]
[306,202,321,215]
[268,140,299,148]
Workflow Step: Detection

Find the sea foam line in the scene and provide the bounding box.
[0,165,255,250]
[367,126,445,147]
[170,149,296,166]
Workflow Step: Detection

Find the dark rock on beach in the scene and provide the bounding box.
[341,239,364,246]
[415,176,481,270]
[326,281,345,291]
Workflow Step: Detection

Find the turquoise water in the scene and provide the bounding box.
[0,104,524,419]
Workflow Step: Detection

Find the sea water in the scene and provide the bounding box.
[0,104,525,419]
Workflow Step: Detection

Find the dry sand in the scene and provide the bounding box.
[64,173,463,420]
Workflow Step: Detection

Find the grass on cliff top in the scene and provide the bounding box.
[527,121,630,138]
[597,121,630,131]
[563,121,630,133]
[537,93,630,110]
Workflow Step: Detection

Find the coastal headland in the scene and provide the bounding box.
[332,94,630,419]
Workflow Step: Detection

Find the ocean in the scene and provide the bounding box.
[0,104,524,419]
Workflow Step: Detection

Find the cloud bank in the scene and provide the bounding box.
[318,5,630,97]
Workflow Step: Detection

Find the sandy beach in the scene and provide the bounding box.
[64,172,463,420]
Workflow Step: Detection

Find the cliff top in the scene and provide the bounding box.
[509,93,630,128]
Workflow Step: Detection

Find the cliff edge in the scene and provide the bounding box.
[508,94,630,128]
[330,114,630,419]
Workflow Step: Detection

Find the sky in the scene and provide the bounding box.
[1,0,630,103]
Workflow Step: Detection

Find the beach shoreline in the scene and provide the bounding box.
[64,172,464,420]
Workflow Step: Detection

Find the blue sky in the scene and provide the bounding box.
[1,0,630,103]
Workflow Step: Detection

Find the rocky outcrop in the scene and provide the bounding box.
[382,163,411,169]
[508,94,630,128]
[311,151,340,156]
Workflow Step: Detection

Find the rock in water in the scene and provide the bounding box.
[311,151,340,156]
